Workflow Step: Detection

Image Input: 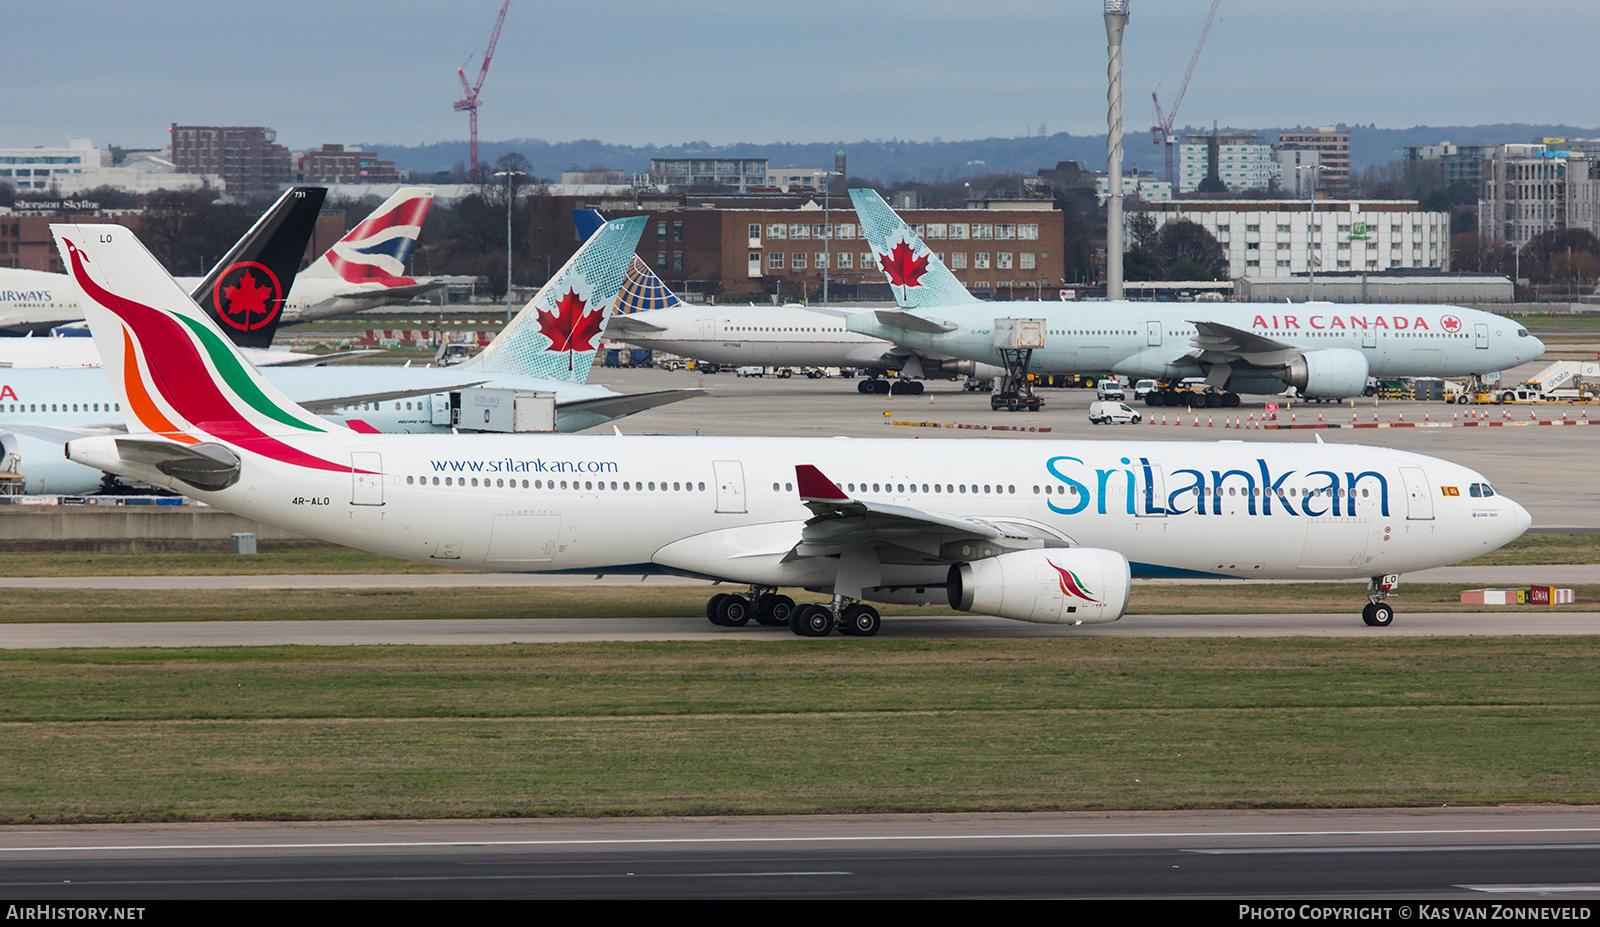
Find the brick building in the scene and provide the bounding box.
[169,124,292,193]
[521,194,1064,301]
[298,144,400,185]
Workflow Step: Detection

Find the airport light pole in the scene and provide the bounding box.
[495,169,525,324]
[1296,163,1323,302]
[812,169,842,305]
[1104,0,1130,302]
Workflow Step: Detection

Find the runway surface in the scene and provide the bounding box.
[2,610,1596,648]
[2,808,1597,899]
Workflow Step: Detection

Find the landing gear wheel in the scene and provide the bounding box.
[717,595,752,627]
[706,593,730,626]
[792,604,833,637]
[842,604,881,637]
[857,380,873,394]
[1362,602,1394,627]
[756,594,795,626]
[1224,392,1241,408]
[910,381,925,395]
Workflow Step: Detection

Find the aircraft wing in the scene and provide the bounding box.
[870,309,957,334]
[556,388,704,419]
[787,464,1065,561]
[605,315,667,336]
[1188,319,1302,366]
[296,381,487,415]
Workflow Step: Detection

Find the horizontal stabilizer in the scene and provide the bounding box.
[873,310,957,334]
[332,281,446,302]
[113,437,241,491]
[298,381,487,415]
[606,315,668,335]
[556,388,704,420]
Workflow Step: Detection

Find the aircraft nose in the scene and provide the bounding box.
[1525,334,1547,362]
[1507,496,1533,538]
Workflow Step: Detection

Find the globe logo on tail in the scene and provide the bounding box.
[213,262,282,332]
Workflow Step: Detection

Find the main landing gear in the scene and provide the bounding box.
[703,590,881,637]
[857,378,922,395]
[789,596,881,638]
[1361,573,1400,627]
[706,587,796,627]
[1145,387,1240,408]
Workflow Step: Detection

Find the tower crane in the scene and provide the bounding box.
[454,0,512,184]
[1151,0,1222,186]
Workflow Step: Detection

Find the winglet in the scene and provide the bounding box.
[795,464,849,502]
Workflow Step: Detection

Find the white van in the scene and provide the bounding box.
[1089,400,1141,425]
[1096,379,1125,401]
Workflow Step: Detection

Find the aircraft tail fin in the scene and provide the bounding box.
[189,186,327,350]
[574,209,681,314]
[51,223,345,448]
[300,186,434,287]
[459,215,649,381]
[849,188,980,309]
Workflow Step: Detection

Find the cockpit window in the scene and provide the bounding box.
[1469,482,1496,498]
[1517,328,1529,337]
[1481,483,1495,497]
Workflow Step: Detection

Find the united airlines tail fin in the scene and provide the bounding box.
[189,186,327,349]
[574,209,681,314]
[52,224,343,449]
[849,188,980,309]
[457,215,649,380]
[300,186,434,289]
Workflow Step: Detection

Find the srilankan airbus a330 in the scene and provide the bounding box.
[47,220,1531,634]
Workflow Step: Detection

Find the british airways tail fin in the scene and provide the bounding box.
[52,223,343,448]
[574,209,681,314]
[849,188,980,309]
[457,215,649,381]
[190,186,327,350]
[300,186,434,287]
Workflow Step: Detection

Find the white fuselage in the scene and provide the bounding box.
[615,306,908,370]
[848,301,1546,386]
[69,433,1530,587]
[0,366,628,494]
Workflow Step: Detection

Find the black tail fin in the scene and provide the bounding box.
[188,186,327,350]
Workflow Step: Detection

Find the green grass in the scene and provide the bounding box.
[0,639,1595,822]
[1456,533,1600,566]
[0,583,1591,625]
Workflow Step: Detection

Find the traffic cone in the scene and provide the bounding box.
[1318,410,1324,422]
[1398,411,1404,422]
[1161,414,1167,425]
[1207,415,1213,427]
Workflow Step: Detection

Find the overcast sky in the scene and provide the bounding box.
[3,1,1592,151]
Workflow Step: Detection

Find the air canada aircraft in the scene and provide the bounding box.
[45,220,1531,633]
[0,214,699,493]
[845,189,1546,404]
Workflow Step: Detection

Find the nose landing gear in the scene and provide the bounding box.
[1362,573,1400,627]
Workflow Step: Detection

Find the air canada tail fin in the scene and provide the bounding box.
[51,223,343,450]
[300,186,434,288]
[189,186,327,350]
[457,215,649,381]
[849,188,980,309]
[574,209,681,314]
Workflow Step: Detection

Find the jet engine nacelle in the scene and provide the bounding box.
[1285,349,1370,399]
[947,547,1130,625]
[916,358,1006,381]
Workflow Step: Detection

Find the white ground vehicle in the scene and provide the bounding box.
[1089,400,1141,425]
[1134,379,1158,400]
[1096,379,1126,401]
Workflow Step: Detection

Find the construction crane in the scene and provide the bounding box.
[1151,0,1222,186]
[454,0,512,184]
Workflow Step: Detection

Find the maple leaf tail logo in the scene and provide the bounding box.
[213,263,282,332]
[876,239,929,294]
[1048,560,1100,604]
[535,287,603,370]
